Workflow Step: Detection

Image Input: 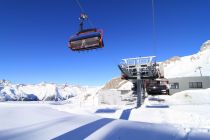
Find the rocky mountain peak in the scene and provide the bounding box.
[200,40,210,52]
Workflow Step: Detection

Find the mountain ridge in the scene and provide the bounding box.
[162,40,210,78]
[0,81,100,101]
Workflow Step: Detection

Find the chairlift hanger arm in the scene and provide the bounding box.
[68,0,104,51]
[79,13,88,31]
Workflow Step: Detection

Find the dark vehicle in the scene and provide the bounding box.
[146,84,169,95]
[146,79,169,95]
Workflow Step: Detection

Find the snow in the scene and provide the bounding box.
[163,40,210,78]
[0,102,101,140]
[118,81,133,90]
[53,88,210,134]
[1,102,210,140]
[101,77,133,91]
[129,88,210,129]
[165,88,210,105]
[86,120,186,140]
[0,80,100,101]
[0,87,210,139]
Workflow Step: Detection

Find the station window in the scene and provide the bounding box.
[170,83,179,89]
[189,82,203,88]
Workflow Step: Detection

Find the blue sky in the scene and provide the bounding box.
[0,0,210,86]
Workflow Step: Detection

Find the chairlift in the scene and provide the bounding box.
[68,13,104,51]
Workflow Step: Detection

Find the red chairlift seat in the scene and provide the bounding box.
[68,28,104,51]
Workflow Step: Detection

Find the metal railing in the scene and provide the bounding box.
[121,56,156,66]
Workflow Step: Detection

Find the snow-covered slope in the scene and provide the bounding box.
[0,102,206,140]
[130,88,210,129]
[165,88,210,105]
[1,89,210,139]
[163,40,210,78]
[101,77,133,90]
[0,80,100,101]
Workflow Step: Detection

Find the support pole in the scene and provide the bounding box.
[136,68,142,108]
[198,66,203,77]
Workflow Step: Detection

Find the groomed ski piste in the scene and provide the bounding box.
[1,88,210,140]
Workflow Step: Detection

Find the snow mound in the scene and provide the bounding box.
[167,88,210,105]
[130,88,210,129]
[163,40,210,78]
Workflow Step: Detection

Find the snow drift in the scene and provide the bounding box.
[166,88,210,105]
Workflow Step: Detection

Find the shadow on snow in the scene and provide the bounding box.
[95,108,117,113]
[119,109,132,120]
[146,105,169,108]
[53,118,114,140]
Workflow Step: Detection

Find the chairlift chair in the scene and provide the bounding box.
[68,13,104,51]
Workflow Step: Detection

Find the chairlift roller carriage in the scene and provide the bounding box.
[68,13,104,51]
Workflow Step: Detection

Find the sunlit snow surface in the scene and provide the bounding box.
[0,80,100,101]
[1,88,210,139]
[163,40,210,78]
[0,102,205,140]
